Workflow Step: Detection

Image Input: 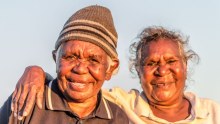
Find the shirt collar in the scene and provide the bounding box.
[45,79,113,119]
[135,91,209,121]
[134,91,152,118]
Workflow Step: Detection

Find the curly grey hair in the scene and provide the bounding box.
[129,26,199,77]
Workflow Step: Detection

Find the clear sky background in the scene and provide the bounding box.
[1,0,220,106]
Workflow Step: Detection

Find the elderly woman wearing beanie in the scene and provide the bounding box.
[5,10,220,124]
[0,5,129,124]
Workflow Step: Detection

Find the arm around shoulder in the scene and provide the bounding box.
[102,87,140,107]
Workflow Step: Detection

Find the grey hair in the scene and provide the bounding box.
[129,26,200,78]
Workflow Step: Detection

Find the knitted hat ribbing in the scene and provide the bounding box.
[55,5,118,59]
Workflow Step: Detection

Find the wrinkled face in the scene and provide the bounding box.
[55,40,112,102]
[139,39,187,105]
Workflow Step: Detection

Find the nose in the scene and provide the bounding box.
[154,64,170,77]
[72,59,89,74]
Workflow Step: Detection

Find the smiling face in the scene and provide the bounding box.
[55,40,117,103]
[139,39,187,105]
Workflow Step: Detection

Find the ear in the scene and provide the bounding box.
[105,59,119,80]
[52,50,57,62]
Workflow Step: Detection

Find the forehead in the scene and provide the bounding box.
[142,39,181,57]
[60,40,107,55]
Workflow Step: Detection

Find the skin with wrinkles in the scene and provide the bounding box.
[139,39,190,121]
[54,40,117,118]
[56,40,112,103]
[11,66,45,119]
[11,40,118,119]
[140,39,187,104]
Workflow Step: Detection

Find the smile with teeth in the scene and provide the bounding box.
[71,82,86,88]
[66,77,87,88]
[152,82,173,88]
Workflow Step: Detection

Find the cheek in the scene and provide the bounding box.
[140,67,156,82]
[141,81,152,91]
[88,65,107,81]
[140,66,161,95]
[172,64,187,80]
[141,79,154,100]
[170,64,187,90]
[140,68,154,90]
[57,60,74,76]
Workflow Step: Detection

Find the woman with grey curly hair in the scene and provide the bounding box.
[129,26,199,75]
[10,26,220,124]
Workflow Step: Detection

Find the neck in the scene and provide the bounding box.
[67,96,98,118]
[149,97,191,122]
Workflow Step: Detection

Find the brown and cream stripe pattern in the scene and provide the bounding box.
[55,5,118,59]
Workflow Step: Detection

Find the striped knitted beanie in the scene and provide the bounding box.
[55,5,118,59]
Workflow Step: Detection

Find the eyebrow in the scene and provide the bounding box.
[89,55,103,60]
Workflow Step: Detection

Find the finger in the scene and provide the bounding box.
[18,116,24,120]
[17,84,29,113]
[19,86,37,117]
[11,88,18,111]
[12,72,26,113]
[36,88,44,109]
[12,85,22,117]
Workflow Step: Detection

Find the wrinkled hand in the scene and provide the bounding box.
[11,65,45,120]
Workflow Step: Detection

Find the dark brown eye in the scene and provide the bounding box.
[167,59,176,64]
[88,56,99,63]
[90,58,98,62]
[64,54,78,60]
[147,61,157,66]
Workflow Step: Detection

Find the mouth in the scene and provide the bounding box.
[70,82,86,88]
[152,82,174,88]
[153,83,165,87]
[66,78,88,90]
[67,81,87,91]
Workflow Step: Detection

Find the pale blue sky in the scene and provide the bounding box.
[1,0,220,106]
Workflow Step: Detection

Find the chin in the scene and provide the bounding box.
[153,91,174,102]
[66,90,89,100]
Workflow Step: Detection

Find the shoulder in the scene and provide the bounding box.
[103,98,129,123]
[196,97,220,123]
[103,87,140,101]
[0,94,13,124]
[185,92,220,110]
[197,97,220,114]
[199,97,220,107]
[102,87,141,109]
[185,92,220,121]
